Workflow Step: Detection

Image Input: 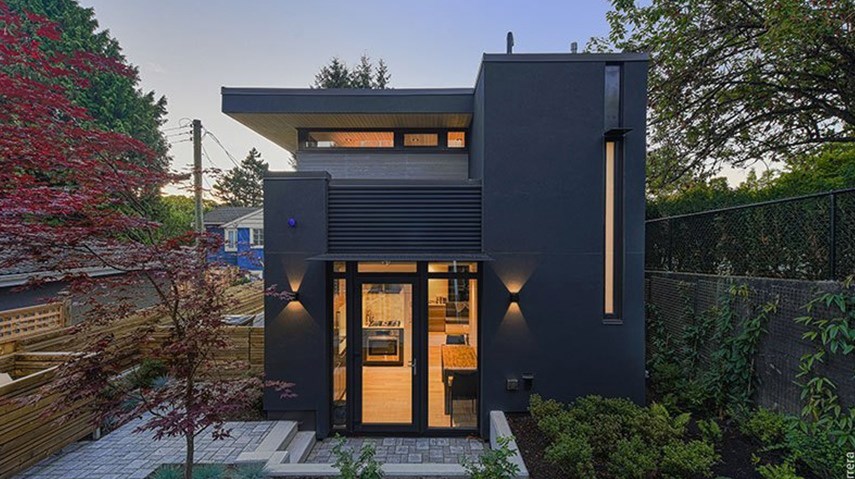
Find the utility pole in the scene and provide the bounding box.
[192,119,203,234]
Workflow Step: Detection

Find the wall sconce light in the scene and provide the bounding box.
[290,291,299,302]
[288,217,297,228]
[509,292,520,304]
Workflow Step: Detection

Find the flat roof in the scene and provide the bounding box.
[222,88,473,152]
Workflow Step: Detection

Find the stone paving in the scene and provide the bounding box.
[14,417,279,479]
[305,436,488,465]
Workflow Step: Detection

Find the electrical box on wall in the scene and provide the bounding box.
[506,378,519,391]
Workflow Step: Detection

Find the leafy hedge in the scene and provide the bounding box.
[529,395,718,478]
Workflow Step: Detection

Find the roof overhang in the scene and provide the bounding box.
[308,253,492,262]
[222,88,474,153]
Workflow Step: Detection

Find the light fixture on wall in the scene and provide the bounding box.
[288,217,297,228]
[509,292,520,304]
[290,291,300,302]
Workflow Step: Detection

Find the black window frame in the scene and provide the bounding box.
[298,128,468,153]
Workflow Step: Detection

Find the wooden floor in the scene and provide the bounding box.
[361,328,474,427]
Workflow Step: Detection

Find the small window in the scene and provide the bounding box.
[403,133,439,147]
[357,262,417,273]
[251,228,264,248]
[333,262,347,273]
[304,131,394,148]
[447,131,466,148]
[428,262,477,273]
[224,229,237,252]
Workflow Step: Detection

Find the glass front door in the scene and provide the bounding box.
[356,280,418,429]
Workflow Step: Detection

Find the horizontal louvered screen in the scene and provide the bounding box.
[328,182,482,253]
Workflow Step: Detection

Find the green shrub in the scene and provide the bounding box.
[631,403,689,448]
[740,408,788,445]
[784,427,846,479]
[650,360,682,396]
[129,359,167,390]
[543,433,595,478]
[607,435,658,479]
[697,418,723,444]
[531,395,716,479]
[528,394,564,421]
[461,436,520,479]
[194,464,226,479]
[331,435,384,479]
[660,440,719,479]
[756,463,803,479]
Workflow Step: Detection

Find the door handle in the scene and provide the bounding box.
[410,358,417,376]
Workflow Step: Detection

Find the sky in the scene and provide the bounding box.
[78,0,747,196]
[76,0,618,195]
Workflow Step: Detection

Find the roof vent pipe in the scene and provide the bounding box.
[506,31,514,54]
[571,41,578,54]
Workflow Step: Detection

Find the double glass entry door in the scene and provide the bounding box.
[355,280,418,430]
[335,262,480,433]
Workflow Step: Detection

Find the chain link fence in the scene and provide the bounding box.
[646,273,853,414]
[646,188,855,281]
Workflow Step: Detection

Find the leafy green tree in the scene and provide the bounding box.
[593,0,855,195]
[212,148,268,207]
[649,143,855,218]
[155,195,215,239]
[6,0,170,174]
[313,54,391,89]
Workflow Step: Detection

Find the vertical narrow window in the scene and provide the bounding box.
[332,276,347,428]
[604,141,622,319]
[251,228,264,247]
[604,64,622,129]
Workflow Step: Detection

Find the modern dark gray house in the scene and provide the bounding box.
[221,51,648,439]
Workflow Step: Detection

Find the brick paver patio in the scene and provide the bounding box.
[305,436,487,465]
[14,417,278,479]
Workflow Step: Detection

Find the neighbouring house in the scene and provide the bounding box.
[222,50,648,438]
[204,206,264,276]
[0,253,160,333]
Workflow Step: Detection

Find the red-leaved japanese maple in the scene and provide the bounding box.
[0,4,291,479]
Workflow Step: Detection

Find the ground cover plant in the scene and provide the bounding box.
[527,394,718,478]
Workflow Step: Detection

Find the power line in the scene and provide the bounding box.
[202,129,242,169]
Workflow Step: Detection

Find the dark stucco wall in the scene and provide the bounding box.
[263,172,331,436]
[477,57,647,433]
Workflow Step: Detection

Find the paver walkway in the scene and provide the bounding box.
[14,417,278,479]
[305,436,487,464]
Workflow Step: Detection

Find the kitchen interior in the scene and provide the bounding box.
[330,262,478,430]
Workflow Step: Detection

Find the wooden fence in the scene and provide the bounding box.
[0,302,68,354]
[0,352,93,478]
[0,283,265,479]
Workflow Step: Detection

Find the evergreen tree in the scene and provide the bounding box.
[213,148,268,207]
[351,54,374,88]
[312,57,352,88]
[312,55,391,89]
[6,0,170,175]
[374,59,390,89]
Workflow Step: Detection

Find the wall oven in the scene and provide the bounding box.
[363,329,404,366]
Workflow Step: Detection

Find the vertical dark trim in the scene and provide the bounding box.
[829,193,837,280]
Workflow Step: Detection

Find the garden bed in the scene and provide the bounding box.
[509,412,821,479]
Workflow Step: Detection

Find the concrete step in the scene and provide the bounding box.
[286,431,316,463]
[235,421,297,464]
[257,421,298,452]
